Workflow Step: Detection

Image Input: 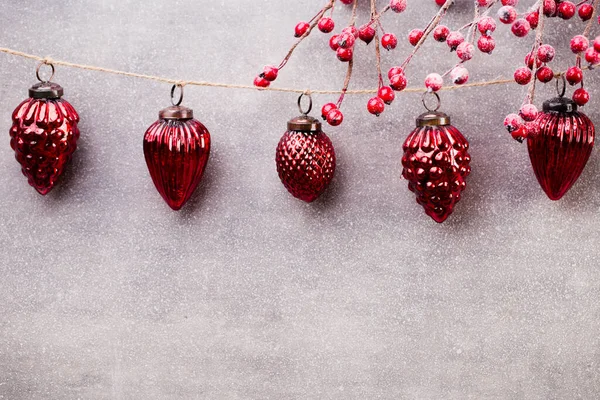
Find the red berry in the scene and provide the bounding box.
[498,6,517,24]
[389,74,408,91]
[514,67,532,85]
[337,32,355,48]
[511,19,531,37]
[388,66,404,79]
[511,126,528,142]
[321,103,337,120]
[408,29,424,46]
[318,17,335,33]
[477,35,495,54]
[433,25,450,42]
[342,26,359,38]
[367,97,385,116]
[451,66,469,85]
[456,42,474,61]
[477,16,496,35]
[329,35,340,51]
[557,1,576,19]
[526,11,540,29]
[573,87,590,105]
[294,22,310,37]
[525,52,536,69]
[566,66,583,85]
[585,47,600,64]
[536,66,554,83]
[381,33,398,50]
[326,109,344,126]
[594,36,600,52]
[543,0,557,16]
[537,44,555,63]
[425,73,443,92]
[447,31,465,51]
[501,0,517,5]
[504,113,522,132]
[336,47,353,62]
[390,0,407,13]
[435,0,445,5]
[262,65,279,81]
[377,86,395,105]
[339,0,353,4]
[358,24,376,44]
[254,76,270,88]
[579,4,594,21]
[520,104,538,122]
[570,35,589,53]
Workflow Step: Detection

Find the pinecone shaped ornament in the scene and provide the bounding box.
[527,84,595,201]
[143,85,211,210]
[276,94,336,202]
[10,62,80,195]
[401,94,471,223]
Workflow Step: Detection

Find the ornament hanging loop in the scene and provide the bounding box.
[170,84,184,106]
[297,92,313,116]
[422,91,441,112]
[555,74,566,98]
[35,61,55,83]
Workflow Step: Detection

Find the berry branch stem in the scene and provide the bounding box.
[526,0,545,105]
[372,0,383,88]
[336,59,354,106]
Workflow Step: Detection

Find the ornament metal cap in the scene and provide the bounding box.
[159,105,194,120]
[288,92,321,132]
[543,75,577,113]
[417,91,450,126]
[29,81,64,99]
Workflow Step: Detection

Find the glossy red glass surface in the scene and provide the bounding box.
[402,124,471,223]
[143,118,211,210]
[10,97,80,195]
[276,129,336,202]
[527,109,595,200]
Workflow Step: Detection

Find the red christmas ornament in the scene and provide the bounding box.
[143,85,211,210]
[276,94,336,202]
[10,62,80,195]
[527,80,595,200]
[402,93,471,223]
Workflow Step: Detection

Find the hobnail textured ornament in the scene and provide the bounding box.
[276,96,336,202]
[143,87,210,210]
[402,108,471,223]
[527,96,595,200]
[10,67,80,195]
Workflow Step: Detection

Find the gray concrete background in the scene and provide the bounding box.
[1,1,600,399]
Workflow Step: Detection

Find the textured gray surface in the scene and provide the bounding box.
[1,1,600,399]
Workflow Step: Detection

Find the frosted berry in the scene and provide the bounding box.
[262,65,279,81]
[336,47,353,62]
[388,66,404,79]
[329,35,340,51]
[425,73,443,92]
[326,109,344,126]
[543,0,557,16]
[526,11,539,29]
[511,19,530,37]
[498,6,517,24]
[254,76,270,87]
[337,32,355,48]
[477,35,495,54]
[390,74,408,91]
[504,113,522,132]
[594,36,600,52]
[378,86,396,104]
[456,42,474,61]
[585,47,600,64]
[579,4,594,21]
[566,66,583,85]
[451,66,469,85]
[367,97,385,116]
[382,33,398,50]
[390,0,407,13]
[295,22,310,37]
[514,67,532,85]
[433,25,450,42]
[557,1,576,19]
[536,66,554,83]
[537,44,555,63]
[358,24,376,44]
[570,35,589,53]
[520,104,538,122]
[447,31,465,51]
[409,29,424,46]
[318,17,335,33]
[321,103,337,120]
[477,16,496,35]
[573,87,590,105]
